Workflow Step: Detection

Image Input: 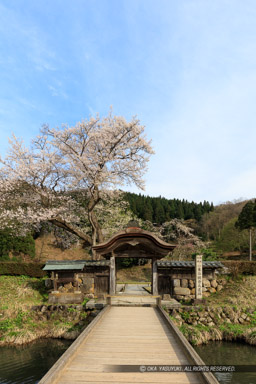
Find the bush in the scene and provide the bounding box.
[214,217,249,253]
[116,258,148,269]
[0,262,47,277]
[0,230,35,259]
[221,261,256,277]
[192,248,218,261]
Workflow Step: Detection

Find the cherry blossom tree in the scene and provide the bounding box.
[0,110,154,254]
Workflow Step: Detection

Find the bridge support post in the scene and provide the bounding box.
[109,254,116,295]
[152,258,158,295]
[156,296,161,306]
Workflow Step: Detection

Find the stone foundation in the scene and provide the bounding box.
[48,292,84,304]
[169,305,255,327]
[30,303,101,324]
[172,278,227,302]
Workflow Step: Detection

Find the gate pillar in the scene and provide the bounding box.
[109,254,116,295]
[152,258,158,295]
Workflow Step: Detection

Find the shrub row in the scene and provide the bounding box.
[221,261,256,276]
[0,262,47,277]
[0,230,35,259]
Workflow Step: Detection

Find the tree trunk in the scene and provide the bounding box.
[88,210,104,244]
[249,227,252,261]
[49,217,92,246]
[49,186,105,258]
[88,187,104,259]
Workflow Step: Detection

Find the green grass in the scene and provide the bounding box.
[219,323,244,336]
[0,275,89,345]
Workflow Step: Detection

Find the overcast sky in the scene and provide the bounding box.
[0,0,256,205]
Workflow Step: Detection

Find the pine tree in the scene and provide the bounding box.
[144,199,153,221]
[235,200,256,261]
[175,202,184,219]
[124,192,213,224]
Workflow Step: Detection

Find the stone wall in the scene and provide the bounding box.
[45,276,95,296]
[165,305,256,346]
[169,305,254,328]
[49,292,84,304]
[172,277,227,302]
[30,304,101,338]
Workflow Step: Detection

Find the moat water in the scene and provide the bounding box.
[194,341,256,384]
[0,338,72,383]
[0,339,255,383]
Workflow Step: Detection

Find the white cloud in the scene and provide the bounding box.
[48,85,68,99]
[1,0,256,205]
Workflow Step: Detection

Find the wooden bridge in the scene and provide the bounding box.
[39,304,218,384]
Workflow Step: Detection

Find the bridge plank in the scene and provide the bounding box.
[48,307,203,384]
[56,371,200,383]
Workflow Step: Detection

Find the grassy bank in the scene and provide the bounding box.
[168,275,256,346]
[0,276,91,346]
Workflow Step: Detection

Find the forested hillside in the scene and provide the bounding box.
[124,192,214,224]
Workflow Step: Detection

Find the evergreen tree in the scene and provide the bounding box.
[175,201,184,219]
[124,192,213,225]
[154,200,165,224]
[144,199,153,221]
[235,200,256,261]
[194,204,203,221]
[168,201,176,219]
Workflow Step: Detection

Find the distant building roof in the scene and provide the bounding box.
[157,260,224,268]
[43,260,110,271]
[43,259,223,271]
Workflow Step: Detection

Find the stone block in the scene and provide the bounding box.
[181,279,188,288]
[173,287,191,296]
[211,279,218,288]
[44,279,52,289]
[175,295,185,301]
[188,279,195,288]
[82,277,94,293]
[203,279,211,287]
[208,287,216,293]
[172,279,181,287]
[48,292,84,304]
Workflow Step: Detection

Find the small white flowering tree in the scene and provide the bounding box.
[0,110,153,255]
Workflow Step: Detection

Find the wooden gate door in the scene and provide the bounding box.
[94,275,109,296]
[158,275,172,295]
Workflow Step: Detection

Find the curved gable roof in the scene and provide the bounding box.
[92,227,176,258]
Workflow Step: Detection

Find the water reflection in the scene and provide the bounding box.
[194,341,256,384]
[1,338,255,384]
[0,338,72,384]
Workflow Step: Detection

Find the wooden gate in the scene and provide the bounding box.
[94,275,109,296]
[158,275,172,295]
